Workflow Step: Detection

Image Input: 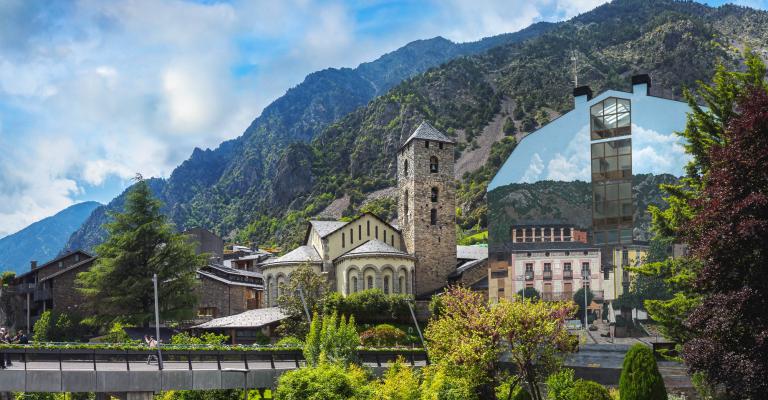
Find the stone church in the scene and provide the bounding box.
[259,121,487,305]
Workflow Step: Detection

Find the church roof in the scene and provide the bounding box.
[309,220,348,238]
[400,121,455,150]
[194,307,288,329]
[261,245,321,266]
[336,240,414,261]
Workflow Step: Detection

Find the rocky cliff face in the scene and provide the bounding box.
[65,0,768,252]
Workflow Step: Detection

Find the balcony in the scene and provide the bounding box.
[543,271,552,280]
[525,271,534,281]
[246,298,260,310]
[33,289,51,301]
[563,270,573,280]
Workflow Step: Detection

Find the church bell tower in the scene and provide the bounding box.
[397,121,457,297]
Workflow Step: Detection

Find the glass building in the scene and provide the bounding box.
[486,75,692,302]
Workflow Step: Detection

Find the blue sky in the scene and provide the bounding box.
[0,0,764,237]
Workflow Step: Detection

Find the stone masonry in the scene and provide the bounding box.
[397,123,457,297]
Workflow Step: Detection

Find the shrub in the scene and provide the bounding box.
[619,344,667,400]
[420,364,478,400]
[517,287,541,300]
[32,311,53,342]
[276,336,304,347]
[566,380,612,400]
[275,363,372,400]
[373,358,420,400]
[304,312,360,367]
[495,378,531,400]
[101,322,134,344]
[360,324,407,347]
[170,332,228,345]
[545,369,576,400]
[324,289,412,321]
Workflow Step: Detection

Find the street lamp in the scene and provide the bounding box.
[152,274,164,370]
[582,268,589,331]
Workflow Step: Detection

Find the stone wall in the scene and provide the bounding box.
[195,276,253,318]
[50,260,94,316]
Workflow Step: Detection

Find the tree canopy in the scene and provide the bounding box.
[77,179,205,327]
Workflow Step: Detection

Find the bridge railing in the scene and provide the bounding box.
[0,347,428,371]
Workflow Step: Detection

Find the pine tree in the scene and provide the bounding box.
[76,179,205,327]
[619,344,666,400]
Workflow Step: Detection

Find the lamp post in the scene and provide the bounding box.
[582,269,589,331]
[152,274,164,370]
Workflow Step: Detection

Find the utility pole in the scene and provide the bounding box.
[153,274,164,370]
[583,270,589,331]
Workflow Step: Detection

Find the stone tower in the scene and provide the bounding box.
[397,121,457,297]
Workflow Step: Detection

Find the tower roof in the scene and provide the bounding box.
[400,121,455,150]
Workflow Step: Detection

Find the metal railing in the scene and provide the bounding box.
[0,347,428,371]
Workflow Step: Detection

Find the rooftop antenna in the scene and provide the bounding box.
[570,49,579,88]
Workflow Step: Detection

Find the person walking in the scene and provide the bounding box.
[145,335,159,365]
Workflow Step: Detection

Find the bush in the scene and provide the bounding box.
[324,289,412,321]
[496,378,532,400]
[573,288,595,321]
[566,380,612,400]
[101,322,134,344]
[619,344,667,400]
[545,369,576,400]
[170,332,228,345]
[373,358,420,400]
[420,364,478,400]
[360,324,407,347]
[276,336,304,347]
[275,363,372,400]
[517,287,541,300]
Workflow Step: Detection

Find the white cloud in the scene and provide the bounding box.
[522,153,545,183]
[546,126,591,181]
[631,123,690,176]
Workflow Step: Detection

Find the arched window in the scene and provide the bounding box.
[342,232,345,248]
[367,276,374,289]
[430,156,439,173]
[404,159,409,175]
[352,276,358,293]
[384,276,390,294]
[430,208,437,225]
[399,276,405,294]
[431,187,439,202]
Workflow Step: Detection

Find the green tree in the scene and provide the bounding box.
[517,287,541,301]
[304,312,360,367]
[544,369,576,400]
[419,364,478,400]
[572,288,594,323]
[372,358,421,400]
[32,310,53,342]
[277,263,331,337]
[77,179,205,327]
[619,344,666,400]
[1,271,16,285]
[565,380,612,400]
[503,118,517,136]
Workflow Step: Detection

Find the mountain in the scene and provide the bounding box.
[63,23,557,252]
[0,201,101,274]
[66,0,768,253]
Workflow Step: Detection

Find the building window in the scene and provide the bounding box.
[543,263,552,280]
[404,159,409,175]
[198,307,216,317]
[350,228,354,244]
[384,276,390,294]
[431,187,439,202]
[563,262,573,279]
[390,235,394,247]
[367,220,371,236]
[425,140,429,148]
[525,263,534,280]
[582,262,591,278]
[439,142,444,149]
[590,97,631,140]
[399,276,405,293]
[491,269,508,279]
[404,190,409,219]
[352,276,358,293]
[342,233,345,248]
[430,209,437,225]
[384,230,388,243]
[58,261,63,268]
[375,226,379,239]
[430,156,439,173]
[367,276,374,289]
[358,225,362,240]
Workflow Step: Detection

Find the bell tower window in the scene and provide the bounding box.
[430,156,439,173]
[431,187,438,202]
[404,159,408,176]
[430,208,437,225]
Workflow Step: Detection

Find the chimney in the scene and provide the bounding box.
[631,74,651,96]
[30,261,37,270]
[573,85,593,108]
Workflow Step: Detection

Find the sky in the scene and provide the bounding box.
[0,0,764,238]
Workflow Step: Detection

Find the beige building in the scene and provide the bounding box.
[259,121,486,304]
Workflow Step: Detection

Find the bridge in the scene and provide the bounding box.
[0,347,428,398]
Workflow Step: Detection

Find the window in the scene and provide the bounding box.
[384,276,390,294]
[425,140,429,148]
[384,229,388,243]
[342,233,345,248]
[429,156,439,173]
[350,228,354,244]
[58,261,63,268]
[198,307,216,317]
[525,263,534,280]
[375,226,379,239]
[399,276,406,293]
[367,221,371,236]
[491,269,508,279]
[404,159,409,175]
[390,235,394,246]
[358,225,362,240]
[431,187,439,202]
[352,277,358,293]
[439,142,444,149]
[404,190,409,220]
[582,262,591,278]
[430,209,437,225]
[590,97,631,140]
[367,276,374,289]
